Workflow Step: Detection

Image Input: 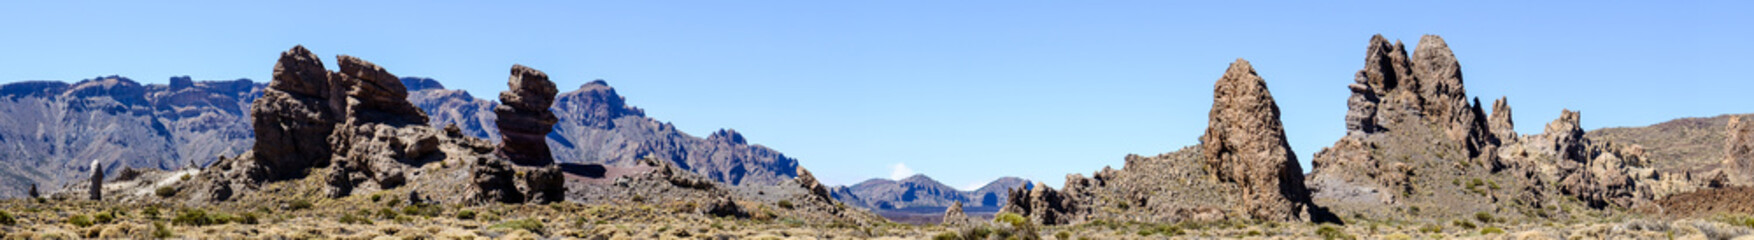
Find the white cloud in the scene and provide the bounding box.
[889,163,915,180]
[959,180,989,191]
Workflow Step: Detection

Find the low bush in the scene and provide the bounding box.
[93,211,115,224]
[156,186,177,198]
[1316,225,1353,240]
[1475,212,1494,223]
[0,210,14,225]
[69,214,94,227]
[491,218,545,234]
[1453,219,1476,229]
[777,200,794,209]
[932,231,960,240]
[172,209,212,226]
[152,222,173,238]
[456,209,477,220]
[338,213,372,225]
[1481,226,1505,235]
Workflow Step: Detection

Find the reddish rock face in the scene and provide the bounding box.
[494,65,560,166]
[1199,59,1312,221]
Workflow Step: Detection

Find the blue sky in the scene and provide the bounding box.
[3,1,1751,190]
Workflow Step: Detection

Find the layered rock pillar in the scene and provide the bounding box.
[494,65,560,166]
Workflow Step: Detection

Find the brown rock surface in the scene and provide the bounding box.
[1490,96,1516,142]
[494,65,560,166]
[1198,59,1313,221]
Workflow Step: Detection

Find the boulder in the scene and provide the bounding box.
[1198,59,1313,221]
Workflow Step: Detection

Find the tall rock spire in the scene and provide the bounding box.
[1199,59,1313,221]
[494,65,560,166]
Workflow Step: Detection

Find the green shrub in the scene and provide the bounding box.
[402,204,442,217]
[1055,231,1071,239]
[142,206,161,220]
[965,227,993,239]
[1418,224,1442,233]
[156,186,177,198]
[338,213,372,225]
[777,200,794,209]
[377,208,400,219]
[1316,225,1353,240]
[289,199,313,211]
[1481,226,1505,235]
[1452,219,1476,229]
[172,209,213,226]
[69,214,95,227]
[1153,224,1184,236]
[385,197,402,207]
[491,218,545,234]
[0,210,13,225]
[93,211,115,224]
[456,209,477,220]
[152,222,173,238]
[994,212,1029,229]
[370,193,383,202]
[932,232,960,240]
[1475,212,1494,223]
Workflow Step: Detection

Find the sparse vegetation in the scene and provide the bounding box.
[933,231,960,240]
[1481,226,1505,235]
[143,205,161,220]
[0,210,13,225]
[152,221,173,238]
[491,218,545,234]
[1475,211,1494,223]
[1452,219,1476,229]
[777,200,794,209]
[456,209,477,220]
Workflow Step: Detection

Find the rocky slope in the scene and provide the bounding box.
[0,76,261,199]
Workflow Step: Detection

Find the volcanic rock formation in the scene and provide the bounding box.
[494,65,560,166]
[1198,59,1314,221]
[183,46,561,204]
[1308,35,1714,221]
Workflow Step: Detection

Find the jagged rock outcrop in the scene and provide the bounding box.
[495,65,559,166]
[183,46,560,204]
[1489,97,1515,142]
[1726,116,1754,185]
[1000,182,1072,225]
[1310,35,1720,221]
[1198,59,1313,221]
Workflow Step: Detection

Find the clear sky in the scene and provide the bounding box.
[3,1,1751,190]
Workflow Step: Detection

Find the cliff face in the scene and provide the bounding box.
[0,76,261,198]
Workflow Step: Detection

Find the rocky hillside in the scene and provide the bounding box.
[831,175,1027,211]
[0,76,261,198]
